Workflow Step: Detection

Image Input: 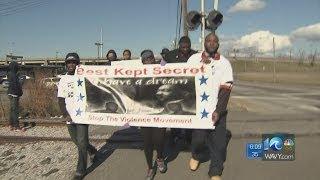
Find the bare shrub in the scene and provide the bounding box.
[20,72,61,118]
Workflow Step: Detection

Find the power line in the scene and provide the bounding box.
[0,0,41,11]
[0,0,49,16]
[0,0,26,6]
[178,0,182,39]
[174,0,180,48]
[1,3,49,16]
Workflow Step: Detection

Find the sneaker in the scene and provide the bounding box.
[89,152,95,164]
[145,168,155,180]
[72,172,85,180]
[88,148,102,164]
[211,175,222,180]
[8,125,14,131]
[14,127,26,132]
[189,158,199,171]
[156,158,167,173]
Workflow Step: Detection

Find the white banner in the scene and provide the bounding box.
[69,62,220,129]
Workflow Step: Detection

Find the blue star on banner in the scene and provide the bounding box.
[201,109,209,119]
[77,79,83,86]
[199,75,208,85]
[78,93,85,102]
[200,92,209,102]
[76,108,82,116]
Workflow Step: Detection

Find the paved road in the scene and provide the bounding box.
[84,81,320,180]
[84,136,319,180]
[227,81,320,136]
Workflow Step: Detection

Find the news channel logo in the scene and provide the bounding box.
[246,133,295,161]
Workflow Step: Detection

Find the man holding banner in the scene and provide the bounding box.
[187,33,233,180]
[139,50,167,180]
[58,53,99,180]
[165,36,197,146]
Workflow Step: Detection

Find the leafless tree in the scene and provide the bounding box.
[310,49,317,67]
[297,49,305,66]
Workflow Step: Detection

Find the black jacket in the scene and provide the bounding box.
[165,49,197,63]
[7,61,23,97]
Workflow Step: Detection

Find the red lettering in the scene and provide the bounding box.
[183,68,189,73]
[125,70,132,75]
[95,70,102,75]
[153,66,205,75]
[173,68,181,74]
[163,69,171,74]
[143,68,148,75]
[190,68,199,74]
[200,65,205,73]
[114,68,124,75]
[153,67,161,75]
[87,70,93,75]
[134,70,142,77]
[77,67,84,75]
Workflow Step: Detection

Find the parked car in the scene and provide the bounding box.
[1,75,9,88]
[41,77,61,87]
[19,75,31,85]
[1,75,32,88]
[1,80,9,88]
[0,71,6,84]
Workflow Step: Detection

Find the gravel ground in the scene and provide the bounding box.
[0,126,111,139]
[0,141,104,180]
[0,125,113,180]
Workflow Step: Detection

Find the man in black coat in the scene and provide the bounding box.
[164,36,197,146]
[165,36,197,63]
[7,61,24,131]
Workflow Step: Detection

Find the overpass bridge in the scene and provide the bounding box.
[0,57,111,66]
[0,56,114,77]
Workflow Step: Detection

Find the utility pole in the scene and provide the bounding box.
[201,0,205,51]
[94,42,102,65]
[100,27,103,58]
[55,51,59,66]
[289,49,292,60]
[214,0,219,10]
[273,37,276,83]
[182,0,188,36]
[213,0,219,36]
[94,28,103,64]
[9,42,15,56]
[94,43,101,61]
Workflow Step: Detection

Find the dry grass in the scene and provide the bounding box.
[20,72,61,118]
[0,96,9,120]
[235,72,320,85]
[0,70,61,120]
[231,60,320,85]
[228,97,250,112]
[231,60,320,73]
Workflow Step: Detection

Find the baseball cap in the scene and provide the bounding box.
[141,49,154,60]
[65,53,80,64]
[161,48,170,55]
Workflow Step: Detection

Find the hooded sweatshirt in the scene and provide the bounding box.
[7,61,23,97]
